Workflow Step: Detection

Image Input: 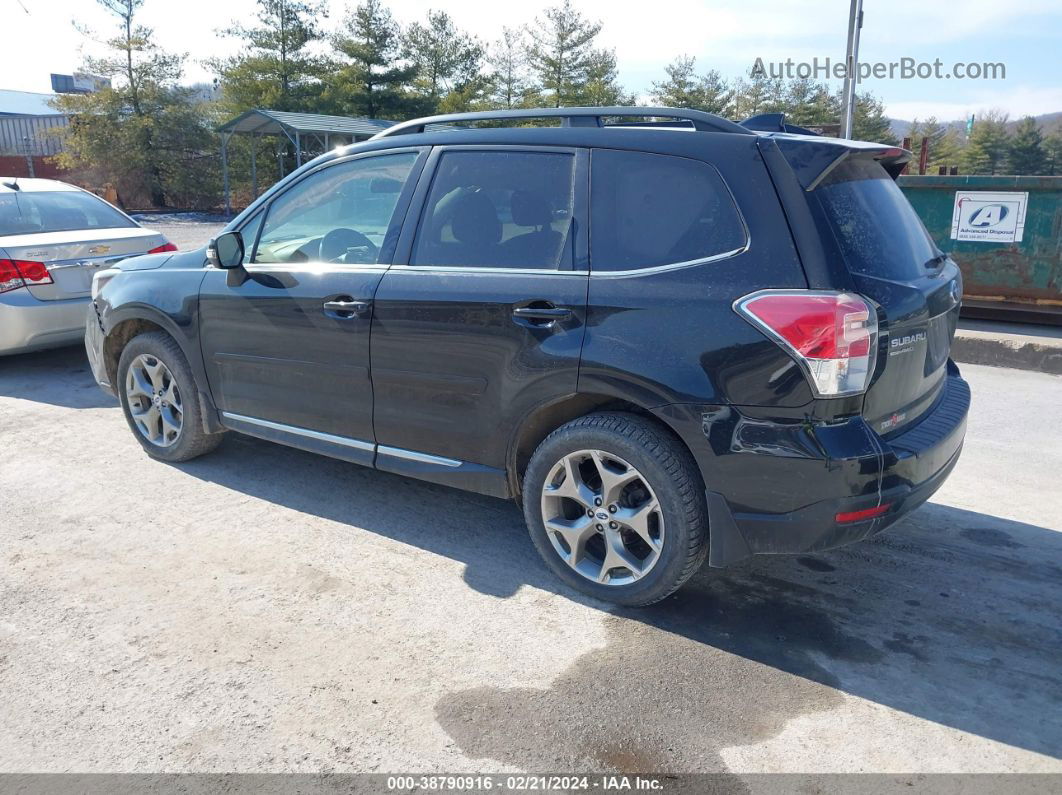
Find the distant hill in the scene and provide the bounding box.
[890,111,1062,141]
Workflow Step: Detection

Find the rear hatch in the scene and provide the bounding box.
[812,156,962,437]
[0,188,168,300]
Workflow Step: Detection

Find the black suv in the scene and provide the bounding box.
[86,107,969,606]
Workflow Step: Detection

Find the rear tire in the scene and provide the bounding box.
[523,412,709,606]
[117,331,225,463]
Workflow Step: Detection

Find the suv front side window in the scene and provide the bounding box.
[411,150,576,270]
[589,149,746,272]
[253,152,419,266]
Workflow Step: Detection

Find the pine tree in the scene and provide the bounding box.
[1044,132,1062,176]
[574,48,632,107]
[784,79,836,127]
[403,10,484,111]
[730,73,786,119]
[211,0,326,114]
[962,111,1011,174]
[1009,116,1046,175]
[53,0,216,208]
[327,0,420,120]
[525,0,604,108]
[650,56,733,115]
[851,93,897,144]
[930,129,965,174]
[487,27,530,109]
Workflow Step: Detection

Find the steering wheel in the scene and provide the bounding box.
[319,227,379,264]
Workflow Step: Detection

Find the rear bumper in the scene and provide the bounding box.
[0,290,89,355]
[656,365,971,566]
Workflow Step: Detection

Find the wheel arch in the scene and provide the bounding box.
[104,309,223,435]
[506,392,704,500]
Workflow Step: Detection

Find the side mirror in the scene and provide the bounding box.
[208,231,245,269]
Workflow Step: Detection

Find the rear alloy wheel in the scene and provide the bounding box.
[524,413,709,606]
[117,331,225,463]
[540,449,664,586]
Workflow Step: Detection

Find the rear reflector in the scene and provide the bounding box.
[0,259,53,294]
[734,290,878,397]
[836,503,892,523]
[148,242,178,254]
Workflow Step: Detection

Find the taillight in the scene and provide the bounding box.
[148,242,178,254]
[734,290,878,397]
[0,259,53,294]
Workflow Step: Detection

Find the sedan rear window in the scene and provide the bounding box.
[0,190,136,236]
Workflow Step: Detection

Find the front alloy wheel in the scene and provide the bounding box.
[125,353,183,447]
[540,449,665,586]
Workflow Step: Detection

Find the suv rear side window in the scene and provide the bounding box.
[411,150,575,269]
[590,149,745,272]
[815,157,939,281]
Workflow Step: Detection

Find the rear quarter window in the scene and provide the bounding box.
[589,149,746,272]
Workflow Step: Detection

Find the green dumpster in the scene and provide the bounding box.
[898,175,1062,323]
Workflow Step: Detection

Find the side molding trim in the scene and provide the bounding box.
[220,412,375,451]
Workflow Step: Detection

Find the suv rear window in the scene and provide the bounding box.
[815,157,939,281]
[0,190,136,236]
[589,149,746,272]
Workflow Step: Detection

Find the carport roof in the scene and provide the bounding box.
[217,109,397,137]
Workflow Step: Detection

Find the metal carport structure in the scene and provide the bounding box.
[217,109,396,214]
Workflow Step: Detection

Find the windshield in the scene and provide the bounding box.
[0,190,137,236]
[815,157,939,281]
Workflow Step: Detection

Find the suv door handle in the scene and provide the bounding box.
[512,305,572,325]
[323,297,371,318]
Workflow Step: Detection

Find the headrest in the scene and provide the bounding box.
[451,191,501,246]
[510,190,552,228]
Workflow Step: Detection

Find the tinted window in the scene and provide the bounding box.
[590,150,745,271]
[411,150,575,269]
[815,158,938,281]
[254,153,417,265]
[0,190,136,236]
[237,210,264,264]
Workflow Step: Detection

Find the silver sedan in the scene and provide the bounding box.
[1,177,175,355]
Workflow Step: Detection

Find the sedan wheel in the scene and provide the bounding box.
[540,449,665,586]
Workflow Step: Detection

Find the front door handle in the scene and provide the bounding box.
[512,305,572,325]
[323,297,371,318]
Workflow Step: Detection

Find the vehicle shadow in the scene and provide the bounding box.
[174,431,1062,766]
[0,345,117,409]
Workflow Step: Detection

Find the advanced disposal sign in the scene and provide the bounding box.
[950,191,1028,243]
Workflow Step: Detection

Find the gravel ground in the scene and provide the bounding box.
[0,353,1059,776]
[133,214,227,251]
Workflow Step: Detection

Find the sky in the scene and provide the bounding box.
[3,0,1062,121]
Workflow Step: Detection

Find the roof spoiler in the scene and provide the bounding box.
[740,113,822,137]
[764,136,912,190]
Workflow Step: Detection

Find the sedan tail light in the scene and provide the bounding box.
[734,290,878,397]
[148,242,178,254]
[0,259,53,294]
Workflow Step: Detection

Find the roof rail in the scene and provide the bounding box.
[371,106,755,139]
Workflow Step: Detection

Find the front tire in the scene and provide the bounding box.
[523,413,709,606]
[117,331,225,463]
